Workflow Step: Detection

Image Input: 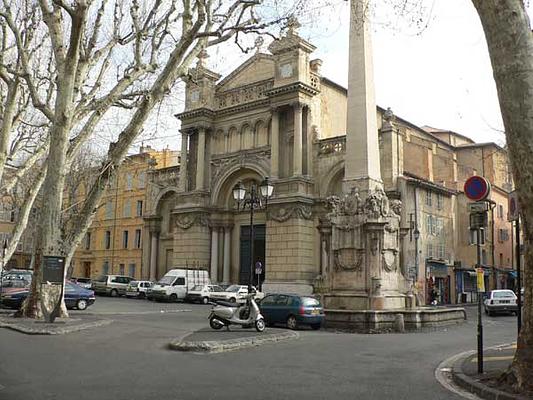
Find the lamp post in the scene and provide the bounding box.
[232,178,274,291]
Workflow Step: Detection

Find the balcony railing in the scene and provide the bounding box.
[148,166,180,186]
[318,136,346,156]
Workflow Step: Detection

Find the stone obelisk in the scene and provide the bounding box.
[343,0,382,194]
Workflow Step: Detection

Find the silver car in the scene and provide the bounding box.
[484,289,518,316]
[92,275,134,297]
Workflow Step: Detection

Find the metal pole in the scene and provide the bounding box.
[516,218,522,334]
[477,227,484,374]
[249,185,255,292]
[0,241,5,297]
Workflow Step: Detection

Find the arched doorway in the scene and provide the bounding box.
[212,166,268,287]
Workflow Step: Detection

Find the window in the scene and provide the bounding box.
[85,232,91,250]
[498,204,504,219]
[174,277,186,286]
[123,230,129,249]
[136,200,143,217]
[103,261,109,275]
[105,231,111,249]
[128,263,136,278]
[436,193,443,210]
[469,228,486,245]
[499,229,509,242]
[437,243,446,259]
[123,199,131,218]
[481,249,487,265]
[138,172,146,189]
[119,264,125,275]
[105,201,113,219]
[499,253,504,267]
[126,173,133,190]
[426,190,432,207]
[135,229,141,249]
[426,243,434,258]
[426,215,442,236]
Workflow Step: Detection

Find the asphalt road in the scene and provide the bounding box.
[0,297,520,400]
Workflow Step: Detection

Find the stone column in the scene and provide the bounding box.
[270,108,280,178]
[149,232,159,282]
[196,127,206,190]
[210,228,219,282]
[293,102,303,176]
[306,106,313,177]
[179,132,188,192]
[223,227,231,283]
[344,0,381,192]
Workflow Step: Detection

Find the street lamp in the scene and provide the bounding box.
[232,177,274,291]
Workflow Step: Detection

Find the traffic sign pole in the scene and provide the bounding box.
[477,228,484,374]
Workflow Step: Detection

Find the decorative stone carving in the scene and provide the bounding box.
[333,249,364,272]
[382,250,397,272]
[269,205,312,222]
[390,199,402,216]
[210,149,270,187]
[175,213,209,230]
[216,80,274,109]
[325,187,362,217]
[364,188,390,218]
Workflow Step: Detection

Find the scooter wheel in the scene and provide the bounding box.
[255,318,266,332]
[209,317,224,330]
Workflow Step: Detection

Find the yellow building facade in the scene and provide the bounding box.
[71,146,178,280]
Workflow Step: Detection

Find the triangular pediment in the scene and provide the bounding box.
[217,53,275,92]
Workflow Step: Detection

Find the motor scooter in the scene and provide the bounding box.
[208,292,265,332]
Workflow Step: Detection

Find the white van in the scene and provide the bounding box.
[150,269,210,302]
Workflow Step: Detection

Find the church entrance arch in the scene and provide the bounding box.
[211,166,268,285]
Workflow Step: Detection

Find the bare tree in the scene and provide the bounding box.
[469,0,533,392]
[0,0,295,320]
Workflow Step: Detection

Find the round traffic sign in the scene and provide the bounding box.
[464,176,491,201]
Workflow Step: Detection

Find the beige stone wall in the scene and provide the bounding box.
[319,82,347,139]
[265,217,317,283]
[173,224,210,270]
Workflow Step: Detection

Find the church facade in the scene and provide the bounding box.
[141,27,513,303]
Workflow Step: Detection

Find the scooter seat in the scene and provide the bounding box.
[215,300,241,308]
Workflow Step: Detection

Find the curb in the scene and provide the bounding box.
[168,330,299,353]
[443,343,530,400]
[0,318,113,335]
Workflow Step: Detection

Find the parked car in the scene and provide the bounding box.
[125,280,153,299]
[484,289,518,316]
[209,285,264,304]
[71,277,92,290]
[150,269,210,302]
[185,284,225,304]
[1,282,95,311]
[92,275,134,297]
[1,269,32,286]
[259,294,324,330]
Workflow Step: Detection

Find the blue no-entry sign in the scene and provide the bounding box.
[464,176,491,202]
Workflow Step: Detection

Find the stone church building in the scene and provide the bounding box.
[141,26,512,302]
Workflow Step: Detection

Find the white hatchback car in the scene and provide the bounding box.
[484,289,518,316]
[209,285,264,303]
[185,284,224,304]
[125,280,153,299]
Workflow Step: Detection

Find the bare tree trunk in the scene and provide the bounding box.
[471,0,533,392]
[0,79,19,185]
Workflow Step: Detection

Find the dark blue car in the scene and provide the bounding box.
[259,294,324,330]
[1,282,95,311]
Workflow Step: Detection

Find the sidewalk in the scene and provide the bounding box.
[451,343,532,400]
[0,313,112,335]
[168,327,298,353]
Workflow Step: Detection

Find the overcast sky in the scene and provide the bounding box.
[140,0,532,152]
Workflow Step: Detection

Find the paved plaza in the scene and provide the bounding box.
[0,298,521,400]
